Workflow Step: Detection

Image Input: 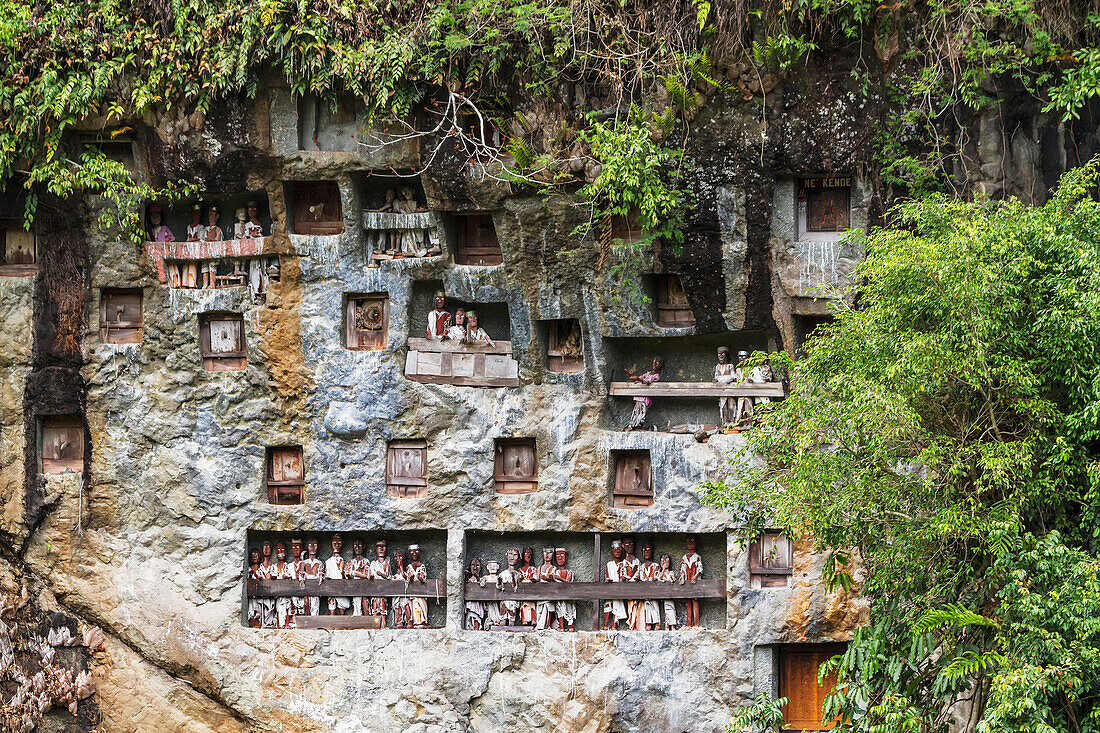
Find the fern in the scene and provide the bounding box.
[912,603,998,635]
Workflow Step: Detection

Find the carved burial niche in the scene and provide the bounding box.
[345,293,389,350]
[99,288,142,344]
[0,221,35,269]
[655,274,695,328]
[547,319,583,373]
[199,313,246,371]
[267,446,305,504]
[800,177,851,232]
[452,213,502,266]
[40,417,84,475]
[780,645,844,731]
[612,450,653,508]
[387,440,426,498]
[608,210,642,244]
[494,438,537,494]
[291,180,344,235]
[749,531,793,587]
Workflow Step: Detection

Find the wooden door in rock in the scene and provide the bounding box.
[40,417,84,475]
[293,181,344,235]
[346,294,388,350]
[200,314,246,371]
[656,275,695,328]
[387,440,426,497]
[494,438,537,494]
[267,447,305,504]
[100,289,143,344]
[612,451,653,508]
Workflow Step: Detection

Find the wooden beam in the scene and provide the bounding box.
[294,615,384,630]
[405,373,520,388]
[407,337,513,355]
[609,381,786,398]
[464,578,724,601]
[247,579,446,598]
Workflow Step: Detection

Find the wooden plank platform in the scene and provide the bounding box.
[609,381,785,398]
[464,578,724,602]
[294,615,384,630]
[405,339,520,387]
[145,236,272,284]
[407,338,512,355]
[248,579,446,598]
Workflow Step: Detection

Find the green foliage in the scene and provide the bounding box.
[577,106,688,248]
[2,0,1100,224]
[727,692,787,732]
[702,163,1100,730]
[751,33,817,74]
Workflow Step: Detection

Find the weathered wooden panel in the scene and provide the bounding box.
[609,382,786,398]
[293,181,344,235]
[405,340,520,387]
[463,578,725,601]
[293,616,384,630]
[248,579,446,598]
[100,289,143,344]
[41,417,84,475]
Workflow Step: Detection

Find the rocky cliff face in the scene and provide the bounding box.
[0,51,1082,731]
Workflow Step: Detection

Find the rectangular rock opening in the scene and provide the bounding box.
[540,319,584,373]
[749,531,793,588]
[654,274,695,328]
[39,416,85,476]
[287,180,344,235]
[344,293,389,351]
[494,438,537,494]
[448,212,502,266]
[357,171,440,262]
[463,530,727,631]
[386,440,427,498]
[266,446,305,505]
[605,333,773,430]
[98,288,142,345]
[610,449,652,508]
[797,176,852,240]
[199,313,246,371]
[0,219,36,275]
[144,194,272,244]
[297,92,360,152]
[778,644,846,730]
[244,529,447,629]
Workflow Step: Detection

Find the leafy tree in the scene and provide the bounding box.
[703,163,1100,732]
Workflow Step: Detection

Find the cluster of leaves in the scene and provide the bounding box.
[704,162,1100,731]
[3,0,1100,236]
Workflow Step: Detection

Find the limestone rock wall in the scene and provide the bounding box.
[7,55,1082,730]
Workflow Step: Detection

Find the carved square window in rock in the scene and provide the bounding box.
[612,450,653,508]
[40,417,84,475]
[292,181,344,235]
[199,314,246,371]
[608,210,643,244]
[453,213,502,266]
[494,439,537,494]
[387,440,427,498]
[801,177,851,232]
[656,275,695,328]
[266,447,305,504]
[99,289,142,344]
[345,294,389,351]
[547,319,584,373]
[780,645,843,731]
[0,223,35,269]
[749,532,793,587]
[458,113,503,149]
